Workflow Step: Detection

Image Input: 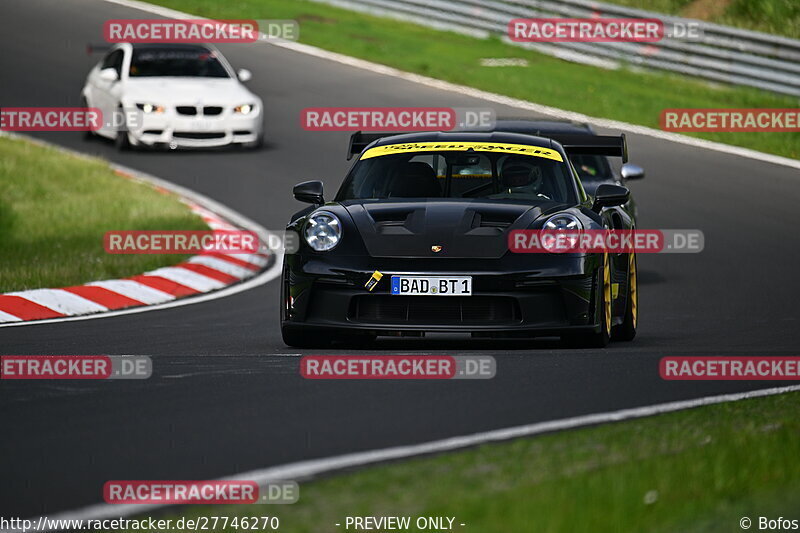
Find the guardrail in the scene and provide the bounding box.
[312,0,800,98]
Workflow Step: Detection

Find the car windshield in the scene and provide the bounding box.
[129,48,229,78]
[337,145,577,204]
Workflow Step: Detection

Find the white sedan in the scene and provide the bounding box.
[82,43,264,150]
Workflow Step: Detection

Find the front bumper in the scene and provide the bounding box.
[282,254,603,337]
[127,108,262,148]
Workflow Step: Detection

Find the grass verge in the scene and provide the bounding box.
[145,390,800,533]
[146,0,798,160]
[0,135,207,293]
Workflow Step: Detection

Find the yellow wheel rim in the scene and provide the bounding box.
[629,253,638,329]
[603,252,611,336]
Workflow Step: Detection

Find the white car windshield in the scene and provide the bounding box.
[129,46,229,78]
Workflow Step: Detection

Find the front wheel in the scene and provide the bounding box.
[242,131,264,150]
[281,325,331,348]
[563,252,612,348]
[114,105,132,151]
[612,252,637,341]
[80,97,94,140]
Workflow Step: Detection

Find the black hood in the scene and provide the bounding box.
[342,200,546,259]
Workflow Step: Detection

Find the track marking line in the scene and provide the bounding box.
[11,383,800,531]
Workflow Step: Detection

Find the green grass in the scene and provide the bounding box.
[145,0,799,160]
[143,391,800,532]
[0,135,207,292]
[598,0,800,39]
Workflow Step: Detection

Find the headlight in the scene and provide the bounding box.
[234,103,255,115]
[135,103,164,114]
[304,211,341,252]
[541,213,583,253]
[543,213,583,231]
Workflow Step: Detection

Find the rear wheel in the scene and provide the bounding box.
[612,252,638,341]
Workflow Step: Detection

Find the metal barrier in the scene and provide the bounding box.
[312,0,800,97]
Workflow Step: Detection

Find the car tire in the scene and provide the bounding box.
[612,252,637,341]
[243,132,264,150]
[80,97,94,140]
[281,326,332,348]
[114,105,131,151]
[563,252,612,348]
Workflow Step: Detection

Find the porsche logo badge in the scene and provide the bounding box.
[431,245,443,253]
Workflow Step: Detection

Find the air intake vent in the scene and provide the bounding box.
[350,295,521,324]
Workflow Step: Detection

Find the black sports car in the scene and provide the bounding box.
[281,130,638,348]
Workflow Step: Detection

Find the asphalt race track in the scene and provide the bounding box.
[1,0,799,519]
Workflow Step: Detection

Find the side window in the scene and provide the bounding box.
[101,50,124,76]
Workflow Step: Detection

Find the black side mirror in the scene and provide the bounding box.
[621,163,645,180]
[293,180,324,205]
[592,184,630,212]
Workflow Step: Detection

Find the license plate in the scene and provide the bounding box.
[390,276,472,296]
[189,119,214,131]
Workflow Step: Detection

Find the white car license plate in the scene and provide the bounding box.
[189,119,214,131]
[390,276,472,296]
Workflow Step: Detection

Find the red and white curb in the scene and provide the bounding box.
[0,134,281,326]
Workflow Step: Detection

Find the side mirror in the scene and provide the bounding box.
[592,183,630,212]
[237,68,252,82]
[293,180,324,205]
[99,68,119,82]
[621,163,645,180]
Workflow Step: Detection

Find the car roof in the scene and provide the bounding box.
[129,43,214,52]
[368,131,558,151]
[493,119,595,135]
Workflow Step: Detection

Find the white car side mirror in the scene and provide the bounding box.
[99,68,119,82]
[237,68,252,82]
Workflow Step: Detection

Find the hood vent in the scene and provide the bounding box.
[344,201,539,259]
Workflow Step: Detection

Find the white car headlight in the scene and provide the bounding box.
[234,103,255,115]
[305,211,341,252]
[135,103,164,114]
[543,213,583,231]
